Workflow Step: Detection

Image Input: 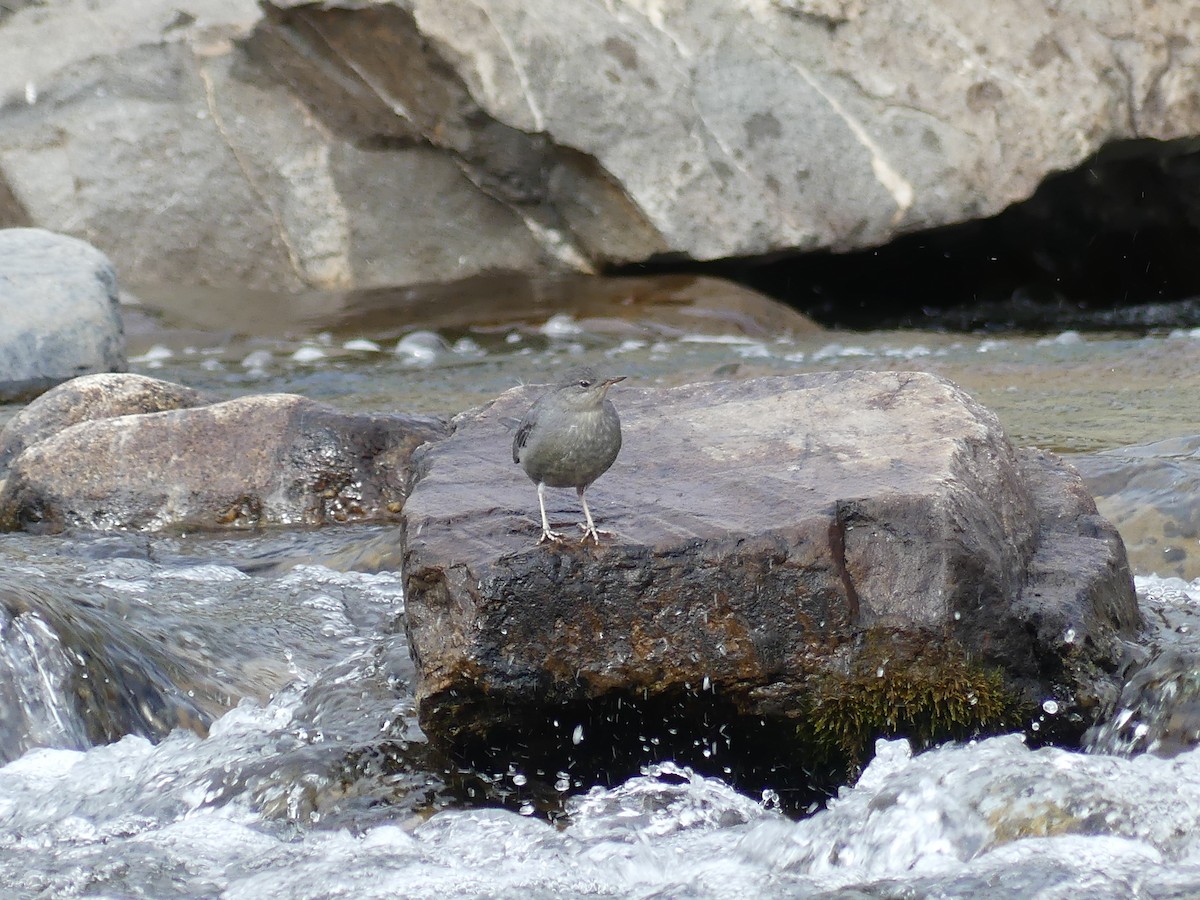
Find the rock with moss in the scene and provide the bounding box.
[402,371,1140,800]
[801,631,1019,774]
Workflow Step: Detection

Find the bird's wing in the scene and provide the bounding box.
[512,418,533,463]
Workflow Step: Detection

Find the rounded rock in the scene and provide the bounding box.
[0,228,126,401]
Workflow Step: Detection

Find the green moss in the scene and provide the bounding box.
[987,800,1085,843]
[802,631,1023,773]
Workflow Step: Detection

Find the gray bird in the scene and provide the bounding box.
[512,367,625,544]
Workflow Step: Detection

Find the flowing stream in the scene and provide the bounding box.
[1,296,1200,897]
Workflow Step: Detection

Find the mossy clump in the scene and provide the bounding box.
[803,630,1023,774]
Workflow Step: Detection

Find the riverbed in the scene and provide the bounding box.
[1,297,1198,897]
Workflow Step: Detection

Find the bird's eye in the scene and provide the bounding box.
[578,380,592,388]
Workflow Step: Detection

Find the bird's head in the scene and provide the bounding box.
[555,367,625,409]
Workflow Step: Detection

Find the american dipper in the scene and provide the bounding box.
[512,367,625,544]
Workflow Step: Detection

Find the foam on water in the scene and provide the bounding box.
[5,714,1200,897]
[1,545,1196,894]
[0,555,1198,896]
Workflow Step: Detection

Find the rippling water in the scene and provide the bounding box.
[1,299,1199,896]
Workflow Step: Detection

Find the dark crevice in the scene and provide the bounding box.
[828,508,860,623]
[612,138,1200,332]
[432,688,840,817]
[248,2,666,264]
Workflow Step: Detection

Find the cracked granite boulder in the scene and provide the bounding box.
[1,0,1196,289]
[402,372,1140,789]
[0,373,448,532]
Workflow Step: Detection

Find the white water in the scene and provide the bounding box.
[0,562,1194,897]
[3,708,1200,897]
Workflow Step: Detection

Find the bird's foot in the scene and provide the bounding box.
[577,523,617,544]
[539,527,567,544]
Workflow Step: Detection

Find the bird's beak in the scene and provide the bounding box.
[602,376,626,387]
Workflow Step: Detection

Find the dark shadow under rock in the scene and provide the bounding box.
[401,371,1140,802]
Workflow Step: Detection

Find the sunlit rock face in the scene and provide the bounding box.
[402,372,1141,791]
[0,374,448,532]
[0,372,207,473]
[0,229,126,401]
[1,1,1194,290]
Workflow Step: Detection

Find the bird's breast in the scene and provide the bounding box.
[518,403,622,488]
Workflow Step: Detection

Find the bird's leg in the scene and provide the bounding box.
[537,482,565,544]
[576,487,615,544]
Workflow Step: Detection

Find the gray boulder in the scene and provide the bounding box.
[0,229,126,400]
[0,0,1193,289]
[0,376,448,532]
[402,372,1140,785]
[0,372,207,475]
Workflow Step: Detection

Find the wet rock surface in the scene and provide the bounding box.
[402,372,1140,786]
[1074,436,1200,581]
[0,376,448,532]
[1085,576,1200,759]
[131,273,820,343]
[0,229,126,401]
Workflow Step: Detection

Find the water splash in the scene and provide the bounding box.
[0,605,89,762]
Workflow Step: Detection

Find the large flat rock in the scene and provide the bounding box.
[402,372,1140,774]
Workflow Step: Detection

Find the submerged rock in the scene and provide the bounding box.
[0,376,448,532]
[0,229,126,401]
[1073,436,1200,581]
[402,372,1140,794]
[132,273,819,344]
